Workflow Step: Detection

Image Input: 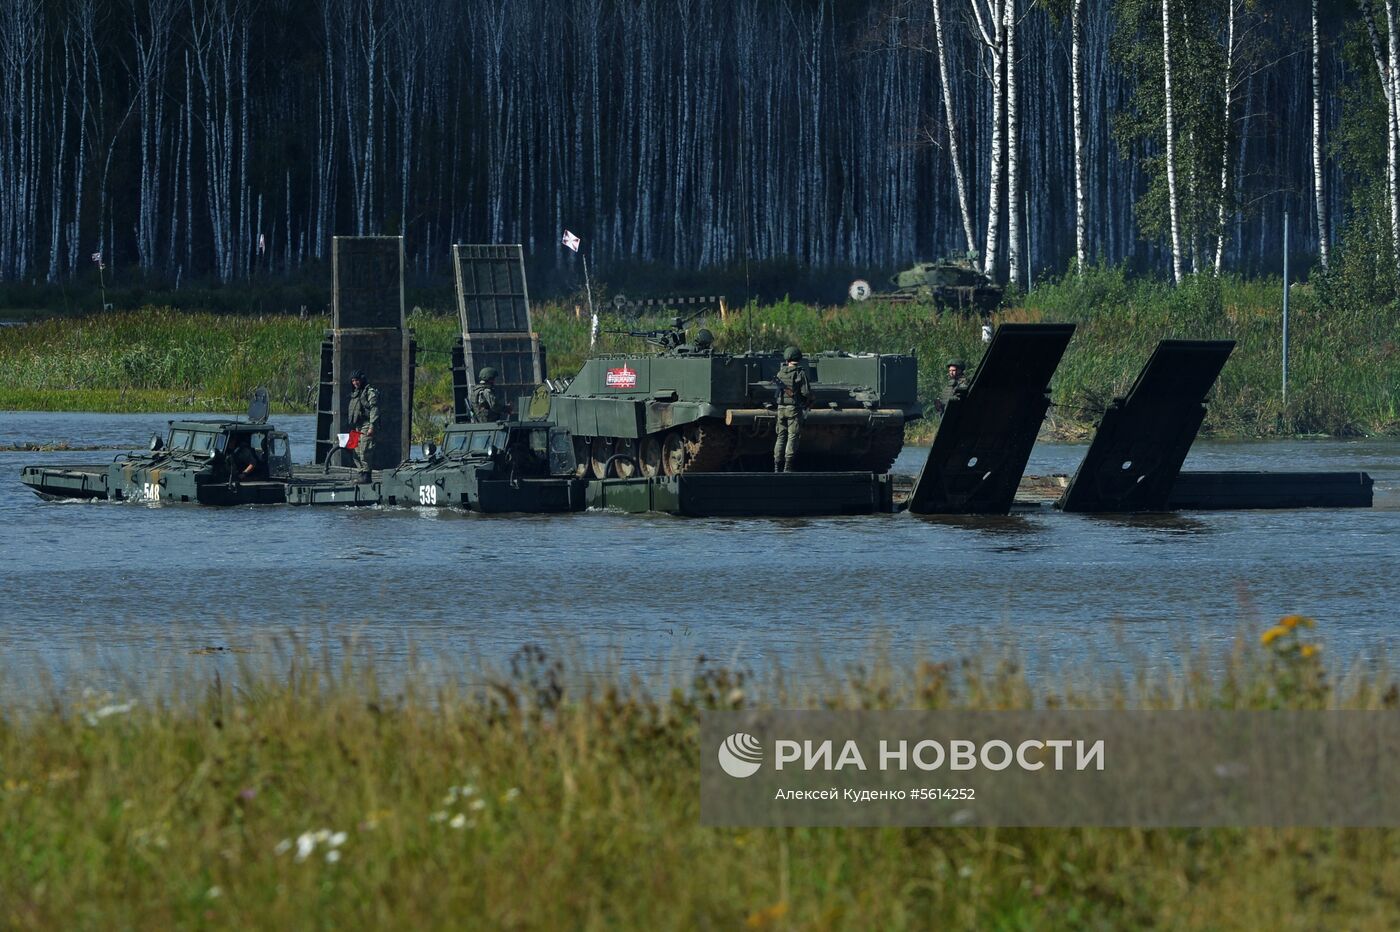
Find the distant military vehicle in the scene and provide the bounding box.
[380,419,586,512]
[540,324,922,478]
[849,253,1003,314]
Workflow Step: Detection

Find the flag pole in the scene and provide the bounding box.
[582,252,597,325]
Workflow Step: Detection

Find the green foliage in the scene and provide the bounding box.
[1,627,1399,927]
[3,275,1396,438]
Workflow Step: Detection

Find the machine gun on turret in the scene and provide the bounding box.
[602,309,708,352]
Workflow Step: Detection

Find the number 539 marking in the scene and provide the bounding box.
[418,484,438,505]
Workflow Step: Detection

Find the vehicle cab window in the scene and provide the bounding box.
[168,429,193,450]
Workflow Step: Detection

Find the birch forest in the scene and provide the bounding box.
[0,0,1396,291]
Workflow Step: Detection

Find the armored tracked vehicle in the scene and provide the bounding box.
[379,419,585,512]
[849,255,1003,314]
[539,327,922,478]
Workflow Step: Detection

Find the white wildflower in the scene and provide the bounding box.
[295,832,316,862]
[428,810,449,823]
[328,831,347,848]
[448,813,467,829]
[274,838,292,856]
[325,849,341,864]
[503,788,521,802]
[206,886,222,900]
[469,798,486,812]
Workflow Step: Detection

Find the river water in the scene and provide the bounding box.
[1,411,1397,696]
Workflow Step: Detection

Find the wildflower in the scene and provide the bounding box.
[744,901,789,929]
[206,886,222,900]
[238,787,257,802]
[295,832,316,862]
[1301,644,1321,659]
[469,798,486,812]
[503,788,521,802]
[449,813,467,830]
[1280,615,1315,631]
[328,831,347,848]
[274,839,292,856]
[1261,626,1288,646]
[325,849,341,864]
[429,810,449,823]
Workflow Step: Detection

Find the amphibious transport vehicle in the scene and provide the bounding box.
[375,419,586,512]
[19,391,374,506]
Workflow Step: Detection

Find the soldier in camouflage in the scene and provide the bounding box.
[934,358,969,415]
[348,370,379,483]
[471,367,512,422]
[773,345,813,472]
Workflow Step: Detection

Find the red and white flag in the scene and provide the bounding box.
[337,431,362,450]
[561,229,581,252]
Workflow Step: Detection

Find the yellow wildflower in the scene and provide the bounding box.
[1300,644,1321,659]
[746,901,789,929]
[1280,615,1315,631]
[1261,626,1288,646]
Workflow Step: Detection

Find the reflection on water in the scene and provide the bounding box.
[0,411,1397,695]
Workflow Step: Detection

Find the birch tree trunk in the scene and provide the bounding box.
[1214,0,1235,272]
[932,0,976,253]
[970,0,1005,279]
[1161,0,1184,284]
[1071,0,1086,272]
[1387,0,1400,273]
[1005,0,1022,287]
[1312,0,1328,268]
[1361,1,1399,274]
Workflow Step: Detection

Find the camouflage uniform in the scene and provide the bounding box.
[471,381,508,421]
[348,383,380,478]
[936,375,970,414]
[772,362,812,472]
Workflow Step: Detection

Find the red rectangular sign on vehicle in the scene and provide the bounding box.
[605,366,638,389]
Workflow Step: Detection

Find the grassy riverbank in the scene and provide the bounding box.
[2,269,1396,438]
[1,620,1397,928]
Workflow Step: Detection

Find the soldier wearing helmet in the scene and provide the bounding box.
[471,366,512,422]
[772,345,813,472]
[935,358,970,415]
[679,327,715,355]
[347,369,379,483]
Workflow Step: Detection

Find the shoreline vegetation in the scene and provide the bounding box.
[3,620,1399,927]
[2,269,1397,441]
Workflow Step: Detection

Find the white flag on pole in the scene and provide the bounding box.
[561,229,581,252]
[257,233,266,255]
[590,310,599,348]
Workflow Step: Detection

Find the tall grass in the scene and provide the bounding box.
[1,621,1398,928]
[3,272,1397,438]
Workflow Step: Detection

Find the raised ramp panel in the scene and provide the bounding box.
[1059,340,1235,513]
[454,244,543,411]
[1168,471,1373,510]
[906,323,1076,515]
